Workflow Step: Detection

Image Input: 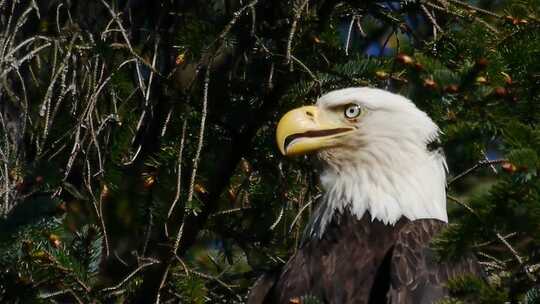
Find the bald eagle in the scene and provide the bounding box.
[248,88,481,304]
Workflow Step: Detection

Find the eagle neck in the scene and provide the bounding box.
[309,143,448,238]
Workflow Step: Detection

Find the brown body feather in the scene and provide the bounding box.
[248,211,481,304]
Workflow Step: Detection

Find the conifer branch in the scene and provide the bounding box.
[496,232,537,282]
[446,194,476,214]
[216,0,259,44]
[420,4,443,34]
[426,0,499,33]
[185,64,211,215]
[290,55,320,85]
[155,257,173,304]
[210,207,252,217]
[181,269,242,300]
[101,260,159,293]
[39,289,84,304]
[356,16,367,37]
[286,0,310,68]
[289,194,321,232]
[473,232,517,248]
[2,0,538,302]
[448,195,537,283]
[448,159,507,186]
[99,0,161,76]
[85,158,110,257]
[438,0,502,19]
[158,65,211,304]
[165,120,188,237]
[174,254,190,277]
[270,206,285,230]
[160,108,174,138]
[478,261,505,270]
[345,15,355,56]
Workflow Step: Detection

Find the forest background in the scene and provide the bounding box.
[1,0,540,303]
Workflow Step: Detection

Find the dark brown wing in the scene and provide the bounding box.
[388,219,483,304]
[248,212,408,304]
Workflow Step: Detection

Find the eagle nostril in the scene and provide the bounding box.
[306,111,314,117]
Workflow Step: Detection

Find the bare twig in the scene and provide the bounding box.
[270,206,284,230]
[155,262,172,304]
[345,15,355,56]
[158,65,211,304]
[62,126,82,181]
[447,159,507,186]
[448,194,535,282]
[478,261,505,270]
[267,62,274,90]
[438,0,502,19]
[289,193,321,232]
[477,251,506,267]
[482,150,498,174]
[473,232,517,248]
[101,260,159,292]
[425,1,499,34]
[85,158,110,257]
[99,0,161,76]
[165,120,188,237]
[114,251,129,267]
[161,108,174,138]
[0,42,52,79]
[122,145,142,166]
[185,66,210,212]
[286,0,310,68]
[447,194,476,214]
[39,289,84,304]
[420,4,443,33]
[210,207,252,217]
[189,270,241,299]
[218,0,258,44]
[250,4,257,36]
[380,30,393,57]
[496,232,536,282]
[356,16,367,37]
[89,111,104,177]
[290,55,320,85]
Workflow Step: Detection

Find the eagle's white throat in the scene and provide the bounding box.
[309,88,448,237]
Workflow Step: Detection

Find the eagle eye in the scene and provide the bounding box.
[344,104,362,119]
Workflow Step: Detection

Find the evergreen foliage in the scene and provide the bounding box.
[0,0,539,302]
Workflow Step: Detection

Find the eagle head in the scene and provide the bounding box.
[276,87,448,236]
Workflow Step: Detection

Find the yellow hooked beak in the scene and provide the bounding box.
[276,106,355,156]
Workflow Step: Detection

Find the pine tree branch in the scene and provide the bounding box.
[156,63,211,304]
[210,207,252,217]
[447,159,507,186]
[165,120,188,237]
[39,289,84,304]
[448,194,537,283]
[496,232,537,282]
[101,260,159,293]
[437,0,502,19]
[473,232,517,248]
[289,193,321,232]
[447,194,476,214]
[345,15,355,56]
[425,0,499,33]
[85,158,110,257]
[420,4,443,34]
[286,0,310,68]
[99,0,161,76]
[184,65,211,217]
[214,0,259,46]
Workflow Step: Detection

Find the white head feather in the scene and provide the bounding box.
[310,87,447,237]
